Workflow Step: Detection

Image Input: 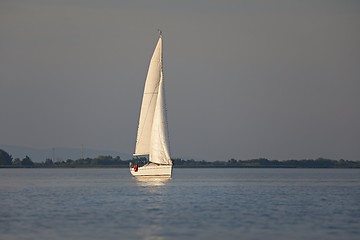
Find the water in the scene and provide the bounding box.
[0,168,359,240]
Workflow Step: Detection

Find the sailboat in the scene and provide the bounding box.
[130,31,173,177]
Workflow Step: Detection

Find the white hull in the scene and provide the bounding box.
[130,163,172,177]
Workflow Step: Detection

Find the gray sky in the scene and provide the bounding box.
[1,0,359,161]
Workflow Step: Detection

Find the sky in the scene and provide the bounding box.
[1,0,359,161]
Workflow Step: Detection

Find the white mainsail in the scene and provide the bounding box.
[133,33,172,166]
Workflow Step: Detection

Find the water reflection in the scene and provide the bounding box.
[134,176,171,187]
[132,176,171,239]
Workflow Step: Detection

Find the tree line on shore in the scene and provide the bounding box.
[1,149,359,168]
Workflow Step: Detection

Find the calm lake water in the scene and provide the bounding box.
[0,168,359,240]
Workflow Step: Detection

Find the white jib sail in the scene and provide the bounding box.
[149,71,172,165]
[134,36,162,156]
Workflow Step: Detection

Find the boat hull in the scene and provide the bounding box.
[130,163,172,177]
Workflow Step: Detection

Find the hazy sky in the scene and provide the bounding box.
[1,0,359,161]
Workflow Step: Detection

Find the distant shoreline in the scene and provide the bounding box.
[1,166,360,169]
[1,148,359,168]
[1,160,360,169]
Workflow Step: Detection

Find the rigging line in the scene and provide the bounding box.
[161,67,171,156]
[159,31,171,157]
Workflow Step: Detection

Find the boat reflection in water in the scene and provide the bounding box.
[134,176,171,187]
[132,176,171,239]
